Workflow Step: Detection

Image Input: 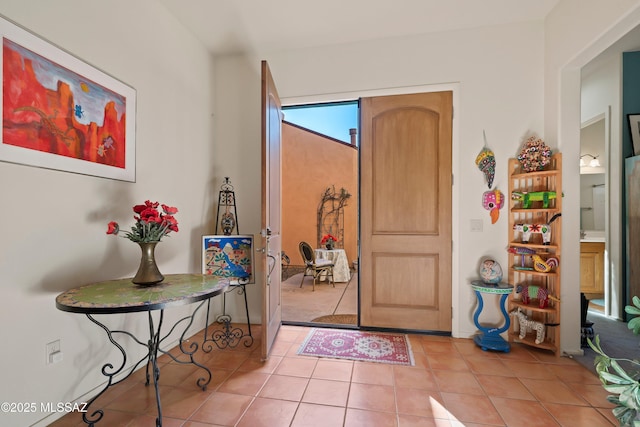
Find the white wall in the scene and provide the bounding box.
[0,1,221,425]
[545,0,640,353]
[215,21,546,339]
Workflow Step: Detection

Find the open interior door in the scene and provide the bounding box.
[360,91,452,332]
[261,60,283,359]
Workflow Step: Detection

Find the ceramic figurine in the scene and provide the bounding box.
[479,258,503,284]
[517,135,552,172]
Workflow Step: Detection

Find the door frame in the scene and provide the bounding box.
[281,83,461,337]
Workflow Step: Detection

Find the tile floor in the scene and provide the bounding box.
[49,323,618,427]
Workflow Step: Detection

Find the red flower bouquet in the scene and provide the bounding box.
[320,234,338,245]
[107,200,179,243]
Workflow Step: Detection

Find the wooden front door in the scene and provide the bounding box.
[360,91,452,331]
[261,60,283,359]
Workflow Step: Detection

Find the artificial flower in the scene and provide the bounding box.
[320,234,338,244]
[107,200,178,243]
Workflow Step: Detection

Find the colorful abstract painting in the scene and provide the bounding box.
[202,235,254,284]
[0,17,136,181]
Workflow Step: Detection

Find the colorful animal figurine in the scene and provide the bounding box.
[532,255,559,273]
[512,308,546,344]
[507,246,536,269]
[513,213,561,245]
[517,284,549,308]
[511,191,557,209]
[482,189,504,224]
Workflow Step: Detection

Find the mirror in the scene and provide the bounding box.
[580,117,606,233]
[580,173,605,231]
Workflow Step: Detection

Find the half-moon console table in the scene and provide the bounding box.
[56,274,229,427]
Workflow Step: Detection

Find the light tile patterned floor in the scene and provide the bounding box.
[50,324,617,427]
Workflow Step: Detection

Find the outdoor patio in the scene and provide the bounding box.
[281,267,357,325]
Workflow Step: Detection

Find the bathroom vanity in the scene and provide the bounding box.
[580,232,605,296]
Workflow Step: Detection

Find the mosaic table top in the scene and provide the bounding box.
[470,280,514,294]
[56,274,229,314]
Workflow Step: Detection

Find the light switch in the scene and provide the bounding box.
[470,219,483,232]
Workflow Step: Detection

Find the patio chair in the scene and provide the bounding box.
[299,241,334,291]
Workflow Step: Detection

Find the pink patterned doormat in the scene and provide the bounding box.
[297,328,414,366]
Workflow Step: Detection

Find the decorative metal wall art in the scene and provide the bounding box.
[317,186,351,249]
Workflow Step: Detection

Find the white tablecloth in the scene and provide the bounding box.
[315,249,351,282]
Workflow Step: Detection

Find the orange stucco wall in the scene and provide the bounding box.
[282,122,358,268]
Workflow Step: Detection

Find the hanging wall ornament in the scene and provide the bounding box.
[475,131,496,188]
[482,188,504,224]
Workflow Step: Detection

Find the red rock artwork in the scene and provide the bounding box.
[2,37,127,168]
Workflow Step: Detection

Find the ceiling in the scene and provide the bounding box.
[156,0,561,55]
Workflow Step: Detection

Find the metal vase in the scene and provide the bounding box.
[132,242,164,285]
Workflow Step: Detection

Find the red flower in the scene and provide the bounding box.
[138,207,161,223]
[133,200,159,214]
[106,221,119,235]
[164,215,179,232]
[106,200,179,243]
[162,204,178,215]
[320,234,338,244]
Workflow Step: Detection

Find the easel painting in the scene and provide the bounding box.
[202,235,254,284]
[1,17,136,181]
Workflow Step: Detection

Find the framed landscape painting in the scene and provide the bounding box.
[1,16,136,181]
[202,235,255,284]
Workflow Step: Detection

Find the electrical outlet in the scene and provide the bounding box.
[46,340,61,365]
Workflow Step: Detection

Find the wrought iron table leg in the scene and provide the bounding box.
[157,300,212,390]
[81,314,129,426]
[148,310,163,426]
[82,301,212,426]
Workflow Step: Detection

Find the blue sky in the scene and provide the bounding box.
[283,101,359,144]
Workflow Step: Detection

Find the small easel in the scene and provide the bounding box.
[203,177,253,350]
[215,177,239,236]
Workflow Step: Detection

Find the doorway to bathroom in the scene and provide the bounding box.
[580,113,607,315]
